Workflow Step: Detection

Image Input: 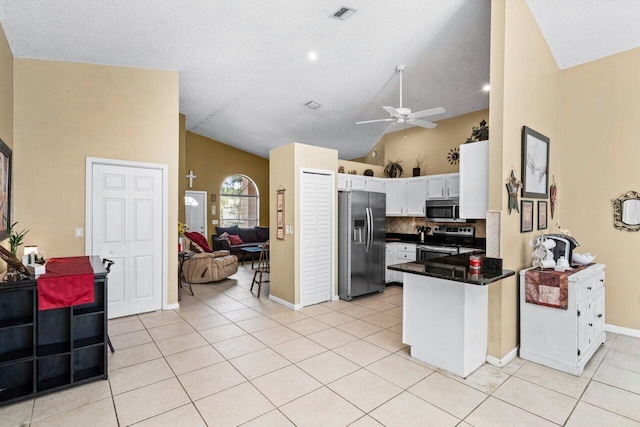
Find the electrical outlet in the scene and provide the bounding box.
[74,228,83,238]
[212,220,218,225]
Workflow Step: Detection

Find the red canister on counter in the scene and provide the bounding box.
[469,255,482,270]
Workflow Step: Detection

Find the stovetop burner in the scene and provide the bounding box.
[423,226,476,247]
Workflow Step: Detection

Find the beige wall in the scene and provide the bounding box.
[0,23,12,149]
[184,131,269,234]
[13,58,180,304]
[368,109,489,176]
[488,0,562,358]
[559,48,640,330]
[270,142,338,305]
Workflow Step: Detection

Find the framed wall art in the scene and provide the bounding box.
[521,126,550,199]
[0,138,11,241]
[521,200,534,233]
[538,200,548,230]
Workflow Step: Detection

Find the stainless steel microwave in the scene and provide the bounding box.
[425,199,466,222]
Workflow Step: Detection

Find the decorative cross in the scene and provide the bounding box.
[185,170,197,188]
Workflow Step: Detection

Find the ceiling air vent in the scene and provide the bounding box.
[305,101,321,110]
[330,7,357,20]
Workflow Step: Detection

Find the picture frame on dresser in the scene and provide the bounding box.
[521,126,549,199]
[0,138,11,241]
[521,200,534,232]
[538,200,548,230]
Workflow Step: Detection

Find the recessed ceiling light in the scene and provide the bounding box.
[308,51,318,61]
[330,7,357,20]
[482,84,491,92]
[305,101,321,110]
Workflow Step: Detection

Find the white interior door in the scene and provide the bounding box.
[300,170,334,307]
[92,163,163,318]
[185,190,207,238]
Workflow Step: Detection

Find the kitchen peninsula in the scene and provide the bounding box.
[389,254,514,377]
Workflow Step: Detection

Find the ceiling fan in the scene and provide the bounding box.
[356,64,445,134]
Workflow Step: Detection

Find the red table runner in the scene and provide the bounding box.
[37,256,95,311]
[524,264,592,310]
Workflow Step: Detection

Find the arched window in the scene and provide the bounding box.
[220,175,259,227]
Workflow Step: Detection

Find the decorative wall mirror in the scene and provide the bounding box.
[612,191,640,232]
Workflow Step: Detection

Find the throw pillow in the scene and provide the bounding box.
[228,234,244,245]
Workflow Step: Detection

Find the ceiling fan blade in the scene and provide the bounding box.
[408,118,437,129]
[382,106,398,116]
[410,107,445,119]
[356,118,394,125]
[383,122,405,134]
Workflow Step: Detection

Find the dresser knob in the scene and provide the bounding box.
[600,279,604,283]
[587,286,592,290]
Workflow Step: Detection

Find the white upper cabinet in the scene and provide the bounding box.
[459,140,489,219]
[385,179,404,215]
[426,173,459,200]
[365,177,386,193]
[426,174,446,199]
[337,174,385,193]
[405,177,429,216]
[446,174,460,198]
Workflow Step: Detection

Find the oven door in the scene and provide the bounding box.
[416,245,458,261]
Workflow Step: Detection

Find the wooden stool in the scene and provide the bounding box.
[251,241,270,297]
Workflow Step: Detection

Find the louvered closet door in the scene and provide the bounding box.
[301,171,333,307]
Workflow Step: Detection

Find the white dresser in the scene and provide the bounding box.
[519,263,606,376]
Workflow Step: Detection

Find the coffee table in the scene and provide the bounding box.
[241,246,264,268]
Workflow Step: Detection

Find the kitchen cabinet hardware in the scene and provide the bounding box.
[587,286,592,290]
[597,314,603,318]
[588,323,593,327]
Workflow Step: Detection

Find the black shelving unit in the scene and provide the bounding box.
[0,256,108,406]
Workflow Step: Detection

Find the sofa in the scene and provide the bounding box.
[182,232,238,283]
[211,225,269,259]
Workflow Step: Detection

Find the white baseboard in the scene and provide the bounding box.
[486,346,518,368]
[165,303,180,310]
[605,323,640,338]
[269,294,302,310]
[332,294,339,301]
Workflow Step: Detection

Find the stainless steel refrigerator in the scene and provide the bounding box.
[338,190,386,301]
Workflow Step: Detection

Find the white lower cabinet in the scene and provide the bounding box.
[387,243,416,284]
[519,264,606,375]
[385,244,394,283]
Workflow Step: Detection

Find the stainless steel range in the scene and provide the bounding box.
[416,226,477,261]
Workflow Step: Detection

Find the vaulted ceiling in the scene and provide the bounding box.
[0,1,636,159]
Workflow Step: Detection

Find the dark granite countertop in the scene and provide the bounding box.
[388,253,515,285]
[385,233,486,250]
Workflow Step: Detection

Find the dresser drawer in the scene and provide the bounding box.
[575,270,605,302]
[396,252,416,261]
[396,243,416,253]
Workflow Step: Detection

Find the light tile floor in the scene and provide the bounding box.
[3,265,640,426]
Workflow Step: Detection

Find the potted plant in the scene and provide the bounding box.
[383,160,404,178]
[4,216,29,257]
[413,155,426,177]
[465,119,489,143]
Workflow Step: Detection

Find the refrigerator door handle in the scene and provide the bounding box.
[365,208,371,253]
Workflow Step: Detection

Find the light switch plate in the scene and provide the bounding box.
[75,228,83,238]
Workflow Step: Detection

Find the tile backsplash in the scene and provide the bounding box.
[386,217,486,238]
